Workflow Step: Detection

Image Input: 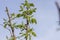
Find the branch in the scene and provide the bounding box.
[55,1,60,10]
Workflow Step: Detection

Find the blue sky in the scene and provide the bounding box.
[0,0,60,40]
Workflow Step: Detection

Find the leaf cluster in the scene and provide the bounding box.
[3,0,37,40]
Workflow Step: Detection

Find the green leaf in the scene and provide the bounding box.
[3,21,8,28]
[16,14,22,18]
[28,9,33,15]
[28,28,33,33]
[30,3,34,7]
[11,13,15,17]
[21,33,26,37]
[4,23,7,28]
[32,8,36,12]
[12,23,16,27]
[30,18,37,24]
[26,15,31,23]
[23,11,27,14]
[16,23,25,30]
[31,32,36,37]
[24,0,30,8]
[11,13,17,20]
[19,6,23,11]
[28,8,36,15]
[16,24,23,28]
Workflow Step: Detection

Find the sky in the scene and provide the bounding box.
[0,0,60,40]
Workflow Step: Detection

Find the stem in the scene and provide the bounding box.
[6,7,16,40]
[29,34,31,40]
[25,7,29,40]
[25,19,29,40]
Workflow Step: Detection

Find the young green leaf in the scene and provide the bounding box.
[19,6,23,11]
[30,3,34,7]
[16,14,22,18]
[31,31,36,37]
[4,23,7,28]
[32,8,36,12]
[20,33,26,37]
[30,18,37,24]
[11,13,15,17]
